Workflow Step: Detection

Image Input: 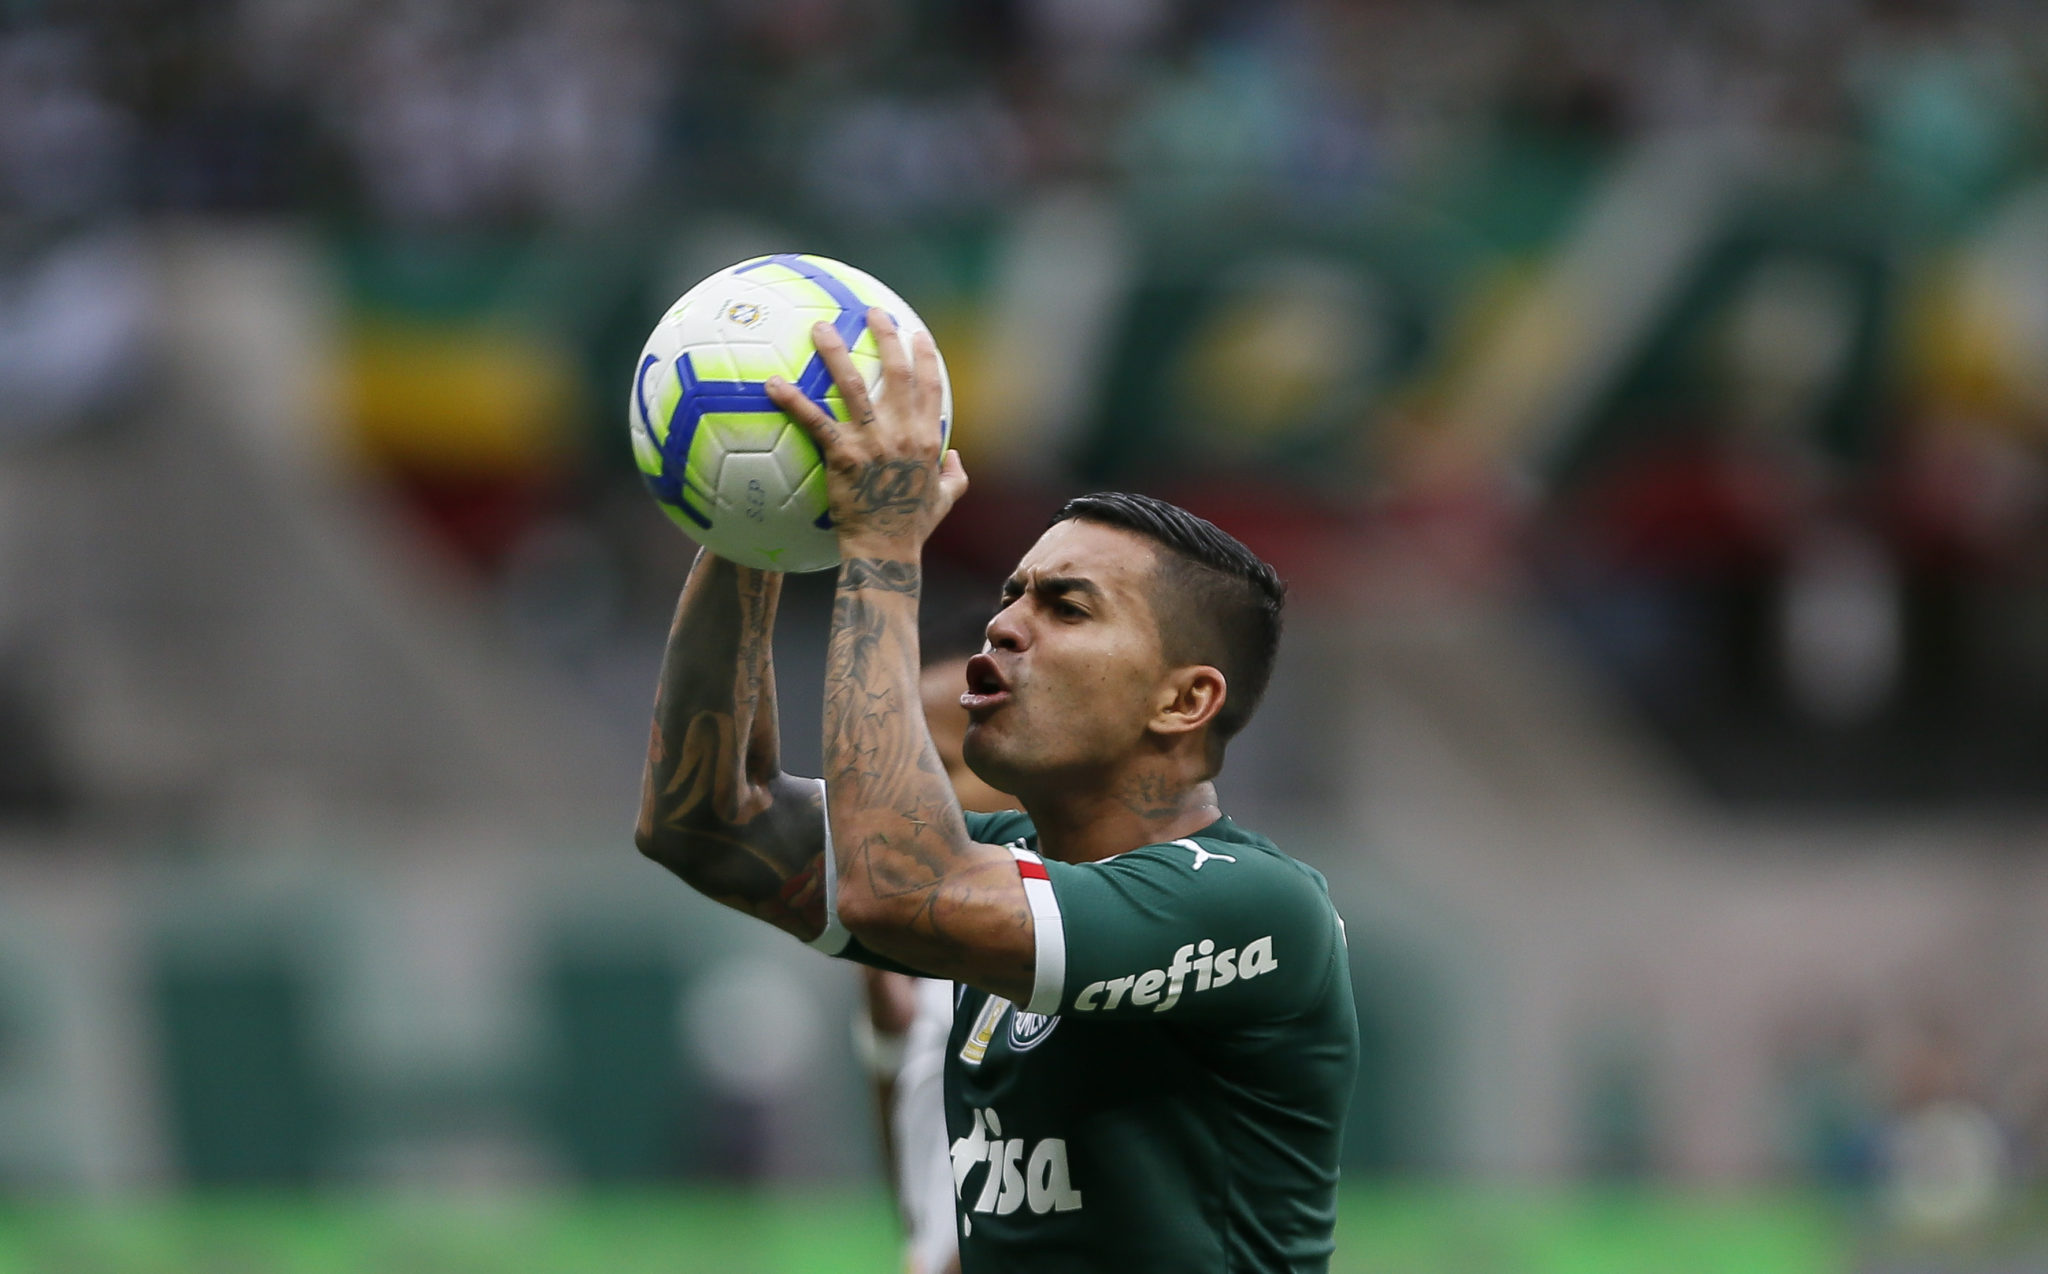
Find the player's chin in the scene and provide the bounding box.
[961,718,997,762]
[961,722,1024,791]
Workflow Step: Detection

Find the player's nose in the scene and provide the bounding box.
[985,600,1026,652]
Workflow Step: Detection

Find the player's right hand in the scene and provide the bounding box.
[765,307,966,555]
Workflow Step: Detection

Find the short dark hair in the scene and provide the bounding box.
[1051,492,1286,755]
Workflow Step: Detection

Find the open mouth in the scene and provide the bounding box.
[961,653,1011,714]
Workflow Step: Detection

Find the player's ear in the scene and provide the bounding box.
[1150,665,1226,739]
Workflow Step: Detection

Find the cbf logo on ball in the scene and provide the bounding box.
[628,253,953,574]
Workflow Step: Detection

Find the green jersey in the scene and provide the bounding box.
[813,812,1358,1273]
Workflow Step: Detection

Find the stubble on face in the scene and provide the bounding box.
[961,521,1171,796]
[920,657,1014,814]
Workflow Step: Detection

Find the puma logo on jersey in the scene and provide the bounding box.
[1072,935,1279,1013]
[1176,838,1236,871]
[951,1106,1083,1234]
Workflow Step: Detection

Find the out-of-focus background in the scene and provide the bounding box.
[3,0,2048,1269]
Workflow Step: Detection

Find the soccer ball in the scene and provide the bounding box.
[628,253,952,573]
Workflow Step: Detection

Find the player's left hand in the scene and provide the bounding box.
[766,308,966,552]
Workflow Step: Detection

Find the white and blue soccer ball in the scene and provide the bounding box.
[629,253,952,573]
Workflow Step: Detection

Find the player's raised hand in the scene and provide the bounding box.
[766,308,966,551]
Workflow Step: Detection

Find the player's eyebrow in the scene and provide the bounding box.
[1000,574,1103,603]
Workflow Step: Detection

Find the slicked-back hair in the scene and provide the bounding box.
[1051,492,1286,763]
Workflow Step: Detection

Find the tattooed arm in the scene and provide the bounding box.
[821,552,1034,1000]
[767,310,1036,1004]
[634,550,828,941]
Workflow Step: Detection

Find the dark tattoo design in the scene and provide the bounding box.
[733,569,772,716]
[823,592,899,794]
[658,710,743,823]
[848,460,930,517]
[1114,770,1194,821]
[839,557,921,595]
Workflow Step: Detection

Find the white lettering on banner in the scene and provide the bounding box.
[951,1106,1083,1227]
[1073,935,1279,1013]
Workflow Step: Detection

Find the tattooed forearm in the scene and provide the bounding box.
[822,590,917,793]
[822,555,1031,988]
[636,552,828,940]
[645,560,776,827]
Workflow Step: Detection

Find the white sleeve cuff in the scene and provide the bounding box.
[805,786,852,956]
[1008,847,1066,1016]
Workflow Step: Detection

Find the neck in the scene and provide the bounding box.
[1020,761,1222,865]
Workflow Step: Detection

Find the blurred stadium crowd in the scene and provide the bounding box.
[3,0,2048,1252]
[8,0,2048,804]
[2,0,2041,223]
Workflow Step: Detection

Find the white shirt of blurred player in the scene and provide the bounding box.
[894,975,958,1274]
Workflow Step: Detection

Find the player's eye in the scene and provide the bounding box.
[1053,599,1087,619]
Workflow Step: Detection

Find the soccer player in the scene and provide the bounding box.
[636,310,1357,1272]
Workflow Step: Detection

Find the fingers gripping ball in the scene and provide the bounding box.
[629,254,953,572]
